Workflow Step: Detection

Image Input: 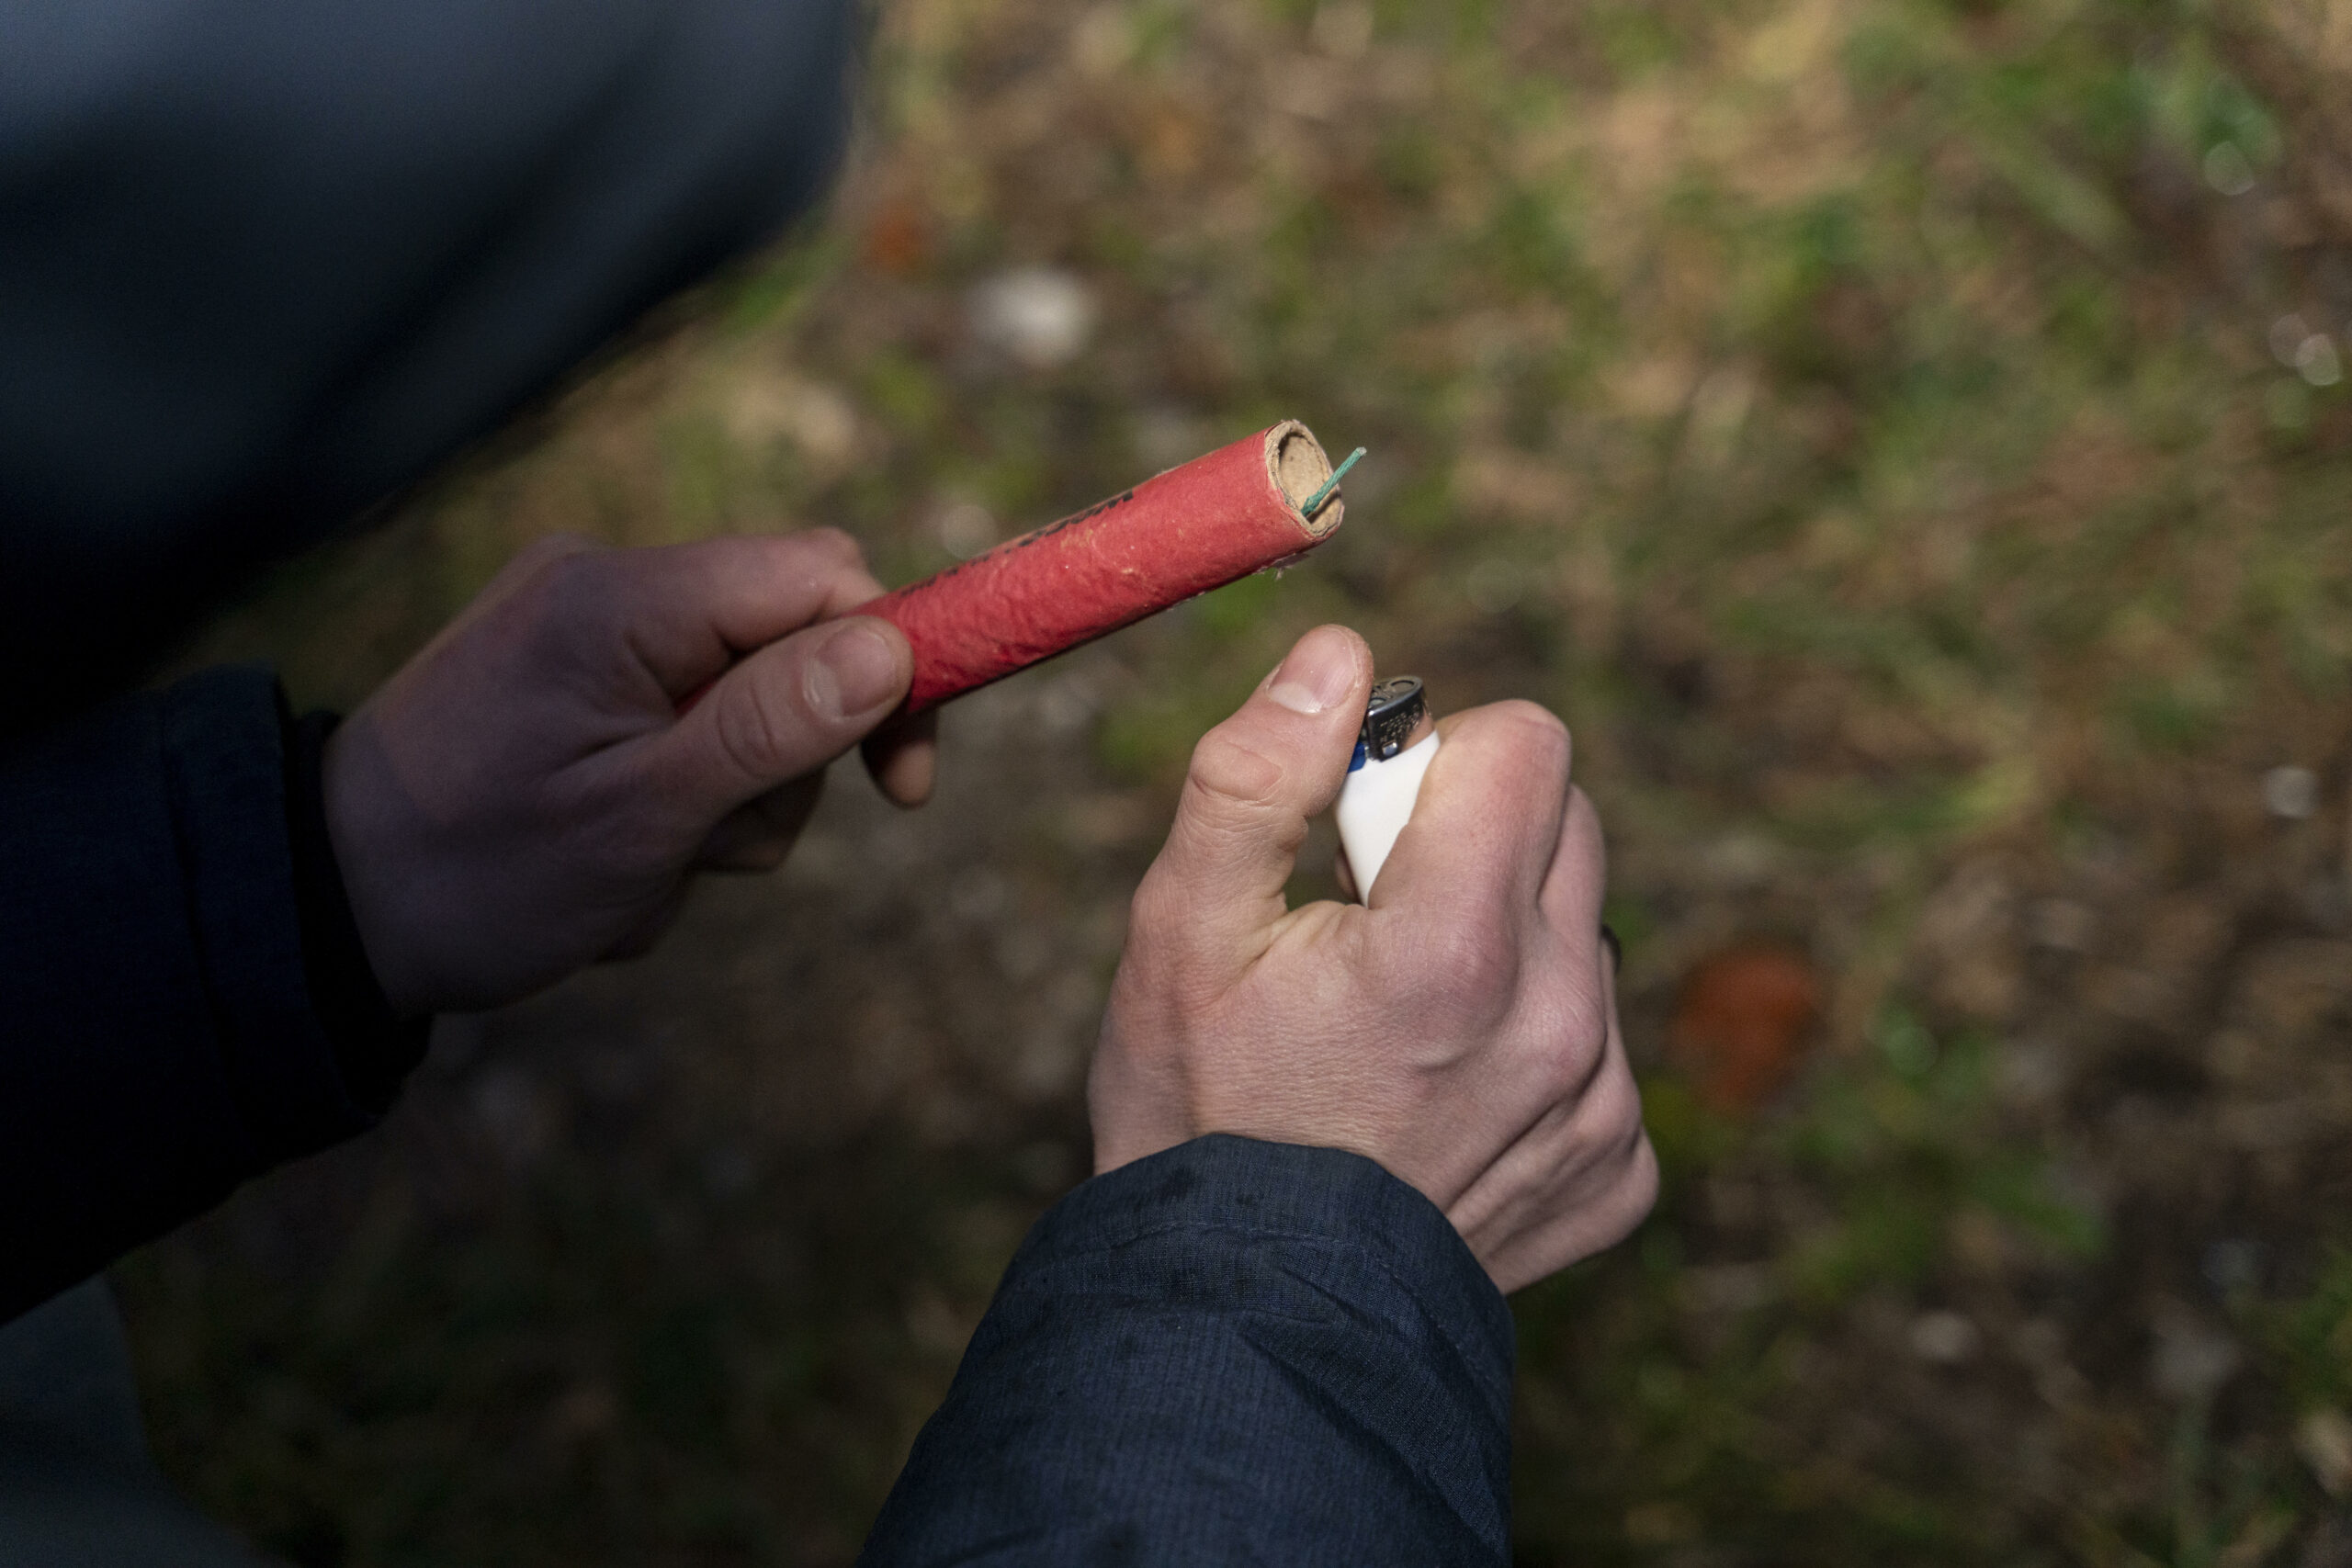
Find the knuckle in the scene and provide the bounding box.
[1128,866,1194,945]
[1534,1036,1600,1110]
[715,673,803,782]
[1127,868,1176,939]
[1119,874,1214,1004]
[1601,1137,1663,1236]
[775,526,873,595]
[1584,1055,1645,1137]
[792,525,865,566]
[1489,699,1572,770]
[1565,975,1614,1057]
[1127,870,1166,928]
[1186,728,1286,814]
[1624,1133,1661,1204]
[1528,984,1613,1102]
[1410,919,1521,1025]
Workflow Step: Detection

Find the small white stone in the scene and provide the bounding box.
[2272,313,2312,367]
[727,374,859,468]
[2298,1407,2352,1496]
[2150,1304,2241,1402]
[1908,1310,1981,1365]
[2204,141,2256,196]
[2297,333,2344,388]
[969,267,1097,371]
[2262,764,2319,820]
[933,500,998,560]
[1687,367,1755,461]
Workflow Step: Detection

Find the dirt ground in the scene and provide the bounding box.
[114,0,2352,1562]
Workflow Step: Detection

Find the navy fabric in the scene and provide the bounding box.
[0,667,373,1322]
[863,1134,1516,1566]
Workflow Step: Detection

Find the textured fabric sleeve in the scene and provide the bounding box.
[0,665,419,1323]
[858,1134,1516,1568]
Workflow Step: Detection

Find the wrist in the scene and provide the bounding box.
[318,717,436,1020]
[287,708,433,1106]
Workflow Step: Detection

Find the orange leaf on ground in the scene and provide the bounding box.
[1668,944,1822,1111]
[861,198,931,276]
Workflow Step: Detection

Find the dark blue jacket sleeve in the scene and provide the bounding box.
[860,1135,1516,1567]
[0,667,414,1322]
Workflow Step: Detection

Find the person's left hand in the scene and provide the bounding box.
[1088,625,1654,1293]
[322,530,933,1016]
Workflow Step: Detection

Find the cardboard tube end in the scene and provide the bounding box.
[1266,421,1345,537]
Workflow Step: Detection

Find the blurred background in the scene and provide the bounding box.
[119,0,2352,1561]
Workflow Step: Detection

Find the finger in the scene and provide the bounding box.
[1368,700,1573,919]
[695,773,826,872]
[1489,1106,1659,1294]
[1140,625,1371,967]
[861,708,939,807]
[611,531,888,695]
[1510,958,1656,1290]
[1453,964,1655,1292]
[1487,1128,1657,1293]
[647,615,913,820]
[1539,785,1609,970]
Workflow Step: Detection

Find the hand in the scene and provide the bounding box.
[323,530,934,1016]
[1089,625,1657,1293]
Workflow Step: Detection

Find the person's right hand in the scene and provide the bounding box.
[1088,625,1657,1293]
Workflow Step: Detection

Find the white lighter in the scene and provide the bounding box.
[1336,675,1437,899]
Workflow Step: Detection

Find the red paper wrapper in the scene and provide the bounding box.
[866,421,1346,714]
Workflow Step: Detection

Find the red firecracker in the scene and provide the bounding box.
[865,422,1346,714]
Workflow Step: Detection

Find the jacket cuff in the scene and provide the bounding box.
[157,666,376,1156]
[863,1134,1515,1565]
[1023,1134,1517,1424]
[0,667,427,1320]
[157,665,426,1145]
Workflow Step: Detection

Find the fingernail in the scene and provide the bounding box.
[808,621,905,719]
[1267,626,1359,716]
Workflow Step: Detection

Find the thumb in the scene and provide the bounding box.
[650,615,912,820]
[1141,625,1371,967]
